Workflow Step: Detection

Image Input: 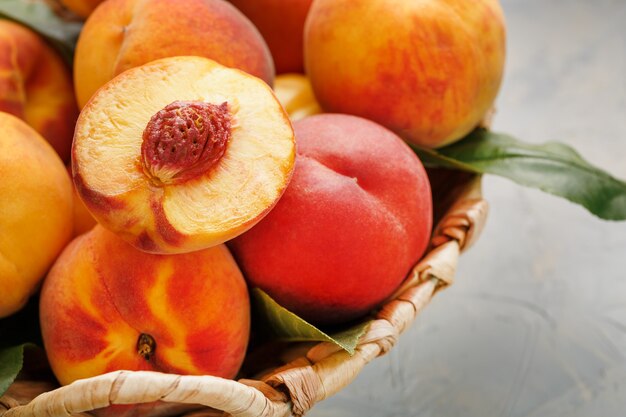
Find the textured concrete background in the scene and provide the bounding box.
[308,0,626,416]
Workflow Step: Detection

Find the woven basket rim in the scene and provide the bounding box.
[1,173,488,417]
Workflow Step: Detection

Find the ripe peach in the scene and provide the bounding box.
[40,225,250,389]
[0,112,73,318]
[305,0,506,148]
[71,188,97,236]
[74,0,275,108]
[229,0,313,74]
[0,20,78,162]
[72,56,295,254]
[65,165,97,237]
[59,0,103,19]
[273,74,322,121]
[72,185,97,237]
[229,114,433,325]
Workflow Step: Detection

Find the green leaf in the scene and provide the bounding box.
[251,288,370,355]
[0,0,82,65]
[0,296,43,396]
[0,344,26,396]
[412,129,626,221]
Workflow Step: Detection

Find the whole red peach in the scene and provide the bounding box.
[229,0,313,74]
[229,114,432,325]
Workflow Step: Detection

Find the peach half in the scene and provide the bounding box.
[72,56,295,254]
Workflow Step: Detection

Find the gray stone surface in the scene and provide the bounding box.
[308,0,626,416]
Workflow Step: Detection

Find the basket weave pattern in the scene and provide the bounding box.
[0,176,487,417]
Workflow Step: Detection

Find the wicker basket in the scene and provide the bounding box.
[0,168,487,417]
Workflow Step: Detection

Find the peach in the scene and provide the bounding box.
[273,74,322,121]
[59,0,104,19]
[71,182,97,237]
[74,0,275,108]
[0,20,78,162]
[229,0,313,74]
[73,56,295,254]
[40,225,250,388]
[0,112,73,318]
[304,0,506,148]
[71,187,97,236]
[229,114,433,325]
[65,165,98,237]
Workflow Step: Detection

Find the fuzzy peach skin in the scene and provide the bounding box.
[66,167,97,236]
[229,114,433,325]
[73,56,295,254]
[65,166,97,237]
[74,0,274,108]
[0,20,78,162]
[305,0,506,148]
[0,112,73,318]
[60,0,104,19]
[40,225,250,387]
[229,0,313,74]
[71,185,97,236]
[273,74,322,121]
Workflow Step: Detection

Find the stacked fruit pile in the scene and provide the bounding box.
[13,0,610,415]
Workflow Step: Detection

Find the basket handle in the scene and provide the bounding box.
[1,371,291,417]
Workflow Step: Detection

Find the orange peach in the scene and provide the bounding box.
[74,0,275,108]
[65,165,98,237]
[229,114,433,325]
[71,187,97,236]
[229,0,313,74]
[71,185,97,237]
[40,225,250,389]
[0,112,73,318]
[73,56,295,254]
[305,0,506,148]
[0,20,78,162]
[273,74,322,121]
[60,0,104,19]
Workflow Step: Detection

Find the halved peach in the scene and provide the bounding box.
[72,56,295,254]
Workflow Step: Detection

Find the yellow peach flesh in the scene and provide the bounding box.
[73,56,295,253]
